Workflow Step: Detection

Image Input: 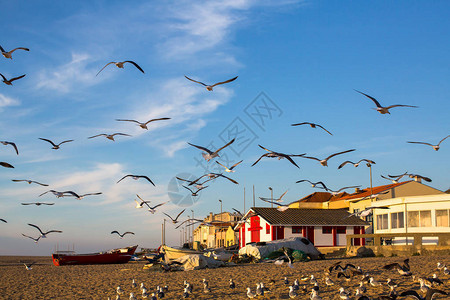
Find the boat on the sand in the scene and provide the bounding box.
[161,245,203,260]
[52,245,138,266]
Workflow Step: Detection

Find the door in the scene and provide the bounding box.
[307,226,314,244]
[250,216,261,243]
[354,226,361,246]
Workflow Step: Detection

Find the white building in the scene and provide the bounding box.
[371,193,450,244]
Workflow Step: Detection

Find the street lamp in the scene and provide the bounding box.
[268,187,273,208]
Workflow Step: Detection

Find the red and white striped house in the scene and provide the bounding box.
[235,207,368,248]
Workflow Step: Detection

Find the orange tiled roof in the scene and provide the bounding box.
[332,181,410,201]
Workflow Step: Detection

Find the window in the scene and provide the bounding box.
[365,214,373,223]
[408,210,432,227]
[337,226,346,234]
[292,226,302,234]
[391,212,404,229]
[377,214,388,230]
[322,226,332,234]
[266,224,270,234]
[436,210,449,227]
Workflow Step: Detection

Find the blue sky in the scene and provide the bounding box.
[0,1,449,255]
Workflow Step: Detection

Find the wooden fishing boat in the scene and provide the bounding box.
[162,245,203,260]
[52,245,138,266]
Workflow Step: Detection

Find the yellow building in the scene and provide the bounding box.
[193,212,240,249]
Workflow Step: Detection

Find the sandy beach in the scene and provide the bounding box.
[0,255,449,299]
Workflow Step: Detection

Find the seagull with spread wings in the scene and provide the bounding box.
[259,190,288,203]
[252,145,304,168]
[116,117,171,130]
[134,194,150,208]
[69,192,103,200]
[183,185,208,196]
[39,138,74,150]
[0,45,29,59]
[317,185,361,195]
[175,218,206,229]
[407,135,450,151]
[189,172,238,185]
[163,209,186,224]
[1,141,19,155]
[0,162,14,168]
[0,73,26,85]
[296,180,328,190]
[215,160,243,173]
[111,231,135,238]
[146,202,168,214]
[381,173,408,184]
[39,190,80,198]
[88,133,131,141]
[117,175,155,186]
[338,159,376,169]
[184,75,238,91]
[259,198,290,212]
[301,149,355,167]
[27,223,62,238]
[0,218,7,223]
[188,138,235,161]
[96,61,144,76]
[176,176,214,189]
[291,122,333,135]
[355,90,418,114]
[407,173,432,182]
[21,202,55,206]
[12,179,48,186]
[345,206,389,219]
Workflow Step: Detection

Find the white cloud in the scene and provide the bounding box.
[0,94,19,110]
[35,53,98,93]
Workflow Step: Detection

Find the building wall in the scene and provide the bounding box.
[289,202,326,209]
[373,194,450,234]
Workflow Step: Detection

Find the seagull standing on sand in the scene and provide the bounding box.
[96,61,145,76]
[246,287,256,298]
[1,141,19,155]
[355,90,418,114]
[301,149,355,167]
[27,223,62,238]
[117,175,155,186]
[291,122,333,135]
[39,138,74,150]
[188,138,235,161]
[229,279,236,289]
[0,45,29,59]
[0,73,26,85]
[185,75,238,91]
[407,135,450,151]
[116,117,171,130]
[88,133,131,141]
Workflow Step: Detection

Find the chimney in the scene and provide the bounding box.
[355,187,362,193]
[209,212,213,221]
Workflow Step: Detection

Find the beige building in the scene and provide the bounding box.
[193,212,240,249]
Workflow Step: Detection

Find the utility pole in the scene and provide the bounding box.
[191,209,194,246]
[244,187,246,214]
[269,187,273,208]
[219,199,223,247]
[253,185,255,207]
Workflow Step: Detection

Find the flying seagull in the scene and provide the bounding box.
[176,176,214,189]
[96,61,145,76]
[345,206,389,218]
[146,202,168,214]
[27,223,62,238]
[296,180,328,190]
[23,262,36,271]
[184,75,238,91]
[68,192,103,200]
[39,138,74,150]
[407,135,450,151]
[188,138,235,161]
[318,185,361,195]
[163,209,186,224]
[0,73,26,85]
[111,231,135,238]
[12,179,49,186]
[189,172,238,185]
[116,117,171,130]
[21,202,55,206]
[39,190,80,198]
[301,149,356,167]
[0,218,7,223]
[21,234,40,243]
[259,190,288,203]
[400,288,447,300]
[134,194,150,208]
[355,90,418,114]
[182,185,208,196]
[252,145,304,168]
[88,133,131,141]
[338,159,376,169]
[0,141,19,155]
[0,45,29,59]
[215,160,243,173]
[259,199,290,212]
[0,162,14,168]
[407,173,432,182]
[175,218,206,229]
[381,174,407,184]
[383,258,412,276]
[291,122,333,135]
[117,175,155,186]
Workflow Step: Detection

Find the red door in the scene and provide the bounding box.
[354,226,361,246]
[241,225,246,247]
[276,226,284,240]
[306,226,314,244]
[249,216,261,243]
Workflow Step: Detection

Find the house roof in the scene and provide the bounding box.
[295,192,333,203]
[333,181,410,201]
[250,207,368,226]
